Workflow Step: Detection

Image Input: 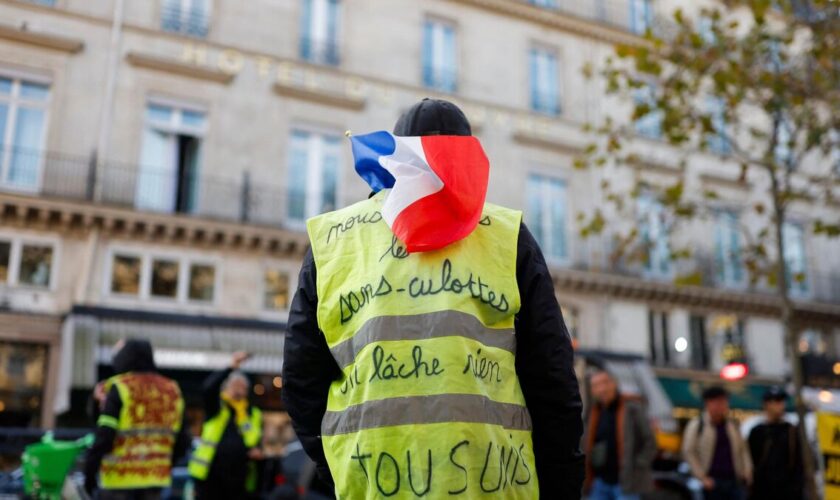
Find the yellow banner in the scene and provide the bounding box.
[818,412,840,500]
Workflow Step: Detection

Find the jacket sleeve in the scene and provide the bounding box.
[738,424,753,483]
[632,402,657,465]
[83,385,121,493]
[203,368,231,418]
[514,223,585,499]
[282,248,342,488]
[681,418,706,480]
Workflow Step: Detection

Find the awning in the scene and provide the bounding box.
[63,306,285,388]
[658,376,795,412]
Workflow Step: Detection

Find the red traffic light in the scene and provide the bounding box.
[720,362,749,381]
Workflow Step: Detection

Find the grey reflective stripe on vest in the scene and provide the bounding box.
[321,394,531,436]
[329,310,516,369]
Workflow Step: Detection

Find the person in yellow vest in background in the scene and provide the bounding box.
[189,351,264,499]
[84,338,189,500]
[282,98,584,499]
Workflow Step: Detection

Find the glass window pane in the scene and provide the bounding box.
[264,270,290,310]
[146,103,173,124]
[8,107,46,188]
[0,103,7,160]
[188,263,215,301]
[0,241,10,283]
[549,179,567,259]
[287,132,309,221]
[110,255,141,295]
[181,109,205,129]
[19,82,49,101]
[151,259,179,298]
[525,175,544,246]
[18,244,52,287]
[0,77,11,95]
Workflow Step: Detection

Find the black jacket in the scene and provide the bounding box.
[84,339,191,493]
[282,222,585,499]
[748,421,804,500]
[196,368,259,495]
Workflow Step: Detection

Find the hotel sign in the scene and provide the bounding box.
[177,42,583,145]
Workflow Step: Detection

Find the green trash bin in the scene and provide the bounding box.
[21,432,94,500]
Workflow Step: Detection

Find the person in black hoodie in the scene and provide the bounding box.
[84,338,190,500]
[282,98,584,499]
[189,351,264,500]
[748,386,803,500]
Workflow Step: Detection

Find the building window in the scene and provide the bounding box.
[526,174,568,262]
[110,254,141,295]
[561,305,579,341]
[136,102,205,214]
[287,130,340,225]
[423,19,457,93]
[705,96,731,155]
[648,310,670,366]
[798,328,830,356]
[782,221,808,295]
[0,75,50,192]
[18,244,52,288]
[529,47,560,116]
[688,314,711,370]
[638,193,671,278]
[708,314,747,370]
[714,210,743,286]
[0,241,9,283]
[634,84,662,139]
[774,118,793,167]
[161,0,210,37]
[150,258,179,299]
[264,270,290,310]
[300,0,340,65]
[629,0,653,35]
[188,263,215,302]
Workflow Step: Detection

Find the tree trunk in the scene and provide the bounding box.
[772,193,819,500]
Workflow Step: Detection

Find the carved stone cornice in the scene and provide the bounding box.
[273,81,367,110]
[0,21,84,53]
[446,0,643,46]
[126,51,234,84]
[551,266,840,325]
[0,192,309,258]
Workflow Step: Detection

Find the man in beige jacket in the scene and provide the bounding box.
[682,386,752,500]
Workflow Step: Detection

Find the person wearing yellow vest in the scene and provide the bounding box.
[282,98,585,499]
[83,338,189,500]
[189,351,264,499]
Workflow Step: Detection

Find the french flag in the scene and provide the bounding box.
[350,131,489,253]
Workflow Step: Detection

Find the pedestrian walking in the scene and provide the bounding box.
[584,369,656,500]
[189,351,264,500]
[682,386,752,500]
[747,386,803,500]
[83,339,189,500]
[282,98,584,499]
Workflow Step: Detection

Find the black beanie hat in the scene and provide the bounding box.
[393,98,472,137]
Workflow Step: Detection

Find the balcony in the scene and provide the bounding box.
[0,145,299,231]
[299,38,340,66]
[422,65,458,94]
[556,237,840,307]
[160,4,210,38]
[522,0,665,36]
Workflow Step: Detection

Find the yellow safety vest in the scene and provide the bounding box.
[307,191,539,499]
[188,404,263,492]
[97,372,184,490]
